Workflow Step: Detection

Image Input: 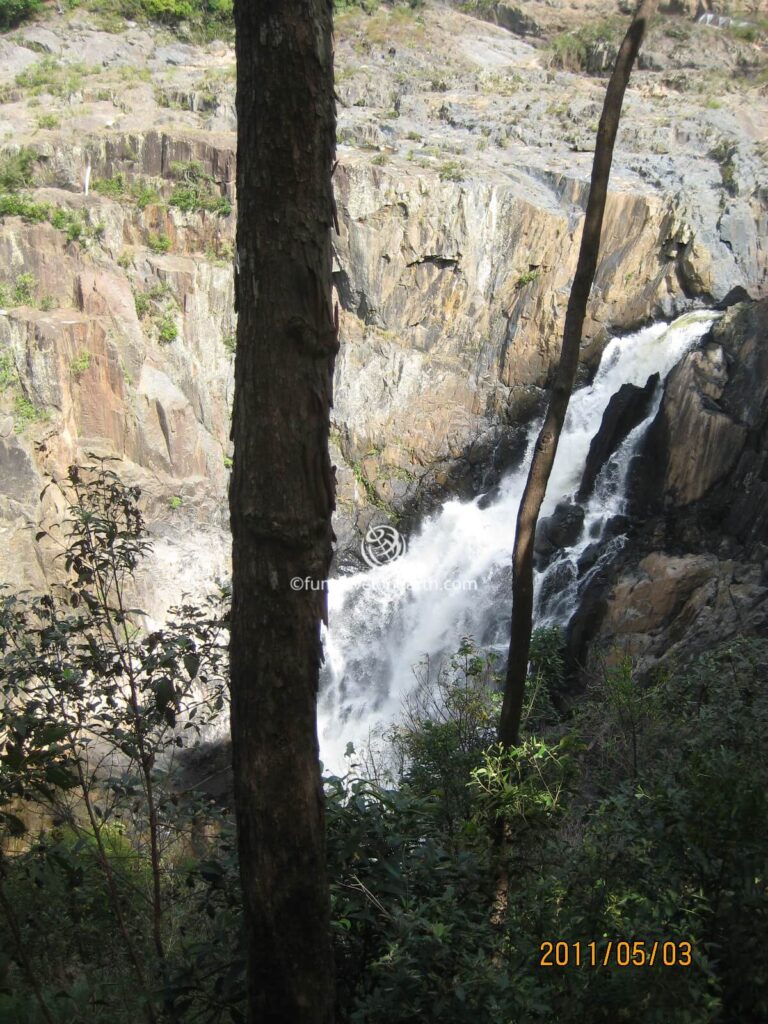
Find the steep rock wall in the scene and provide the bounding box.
[568,298,768,678]
[0,1,766,606]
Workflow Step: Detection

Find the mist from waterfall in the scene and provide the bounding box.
[318,310,717,771]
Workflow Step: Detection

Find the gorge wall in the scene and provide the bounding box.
[568,297,768,681]
[0,1,766,629]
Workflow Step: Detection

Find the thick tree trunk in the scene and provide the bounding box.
[498,0,658,748]
[230,3,337,1023]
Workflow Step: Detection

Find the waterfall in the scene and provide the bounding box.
[318,310,717,770]
[697,13,752,29]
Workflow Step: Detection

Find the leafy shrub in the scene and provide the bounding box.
[91,0,234,37]
[147,232,172,253]
[0,463,230,1022]
[0,148,37,191]
[0,193,48,221]
[15,58,100,98]
[35,113,60,129]
[11,272,35,305]
[710,139,738,196]
[168,161,232,216]
[0,0,40,30]
[69,350,92,379]
[334,0,380,11]
[438,160,464,182]
[548,19,622,72]
[325,636,768,1023]
[158,311,178,344]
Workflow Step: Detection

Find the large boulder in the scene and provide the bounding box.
[577,372,659,502]
[535,501,585,568]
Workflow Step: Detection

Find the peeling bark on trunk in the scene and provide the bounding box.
[499,0,659,749]
[230,3,337,1022]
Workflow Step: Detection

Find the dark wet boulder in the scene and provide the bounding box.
[577,372,659,502]
[535,501,585,568]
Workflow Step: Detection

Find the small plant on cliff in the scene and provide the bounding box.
[35,113,60,130]
[12,392,46,431]
[147,232,172,254]
[515,268,540,289]
[69,350,92,380]
[157,311,178,344]
[12,272,36,305]
[711,139,738,196]
[205,239,234,265]
[0,349,15,388]
[547,19,622,72]
[168,162,232,217]
[0,193,49,222]
[0,147,37,192]
[92,172,127,199]
[438,160,464,182]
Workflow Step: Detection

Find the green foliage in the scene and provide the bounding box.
[85,0,234,38]
[12,392,46,432]
[157,311,178,344]
[134,289,150,317]
[0,348,15,389]
[710,139,738,196]
[206,239,234,265]
[93,173,164,211]
[324,636,768,1023]
[133,180,163,210]
[134,282,180,346]
[334,0,380,12]
[0,148,37,192]
[0,191,103,247]
[0,0,40,30]
[15,58,100,98]
[438,160,464,182]
[385,638,501,827]
[0,192,48,222]
[69,350,92,379]
[35,113,60,130]
[0,345,49,430]
[548,19,621,72]
[0,462,231,1022]
[0,273,43,310]
[168,163,231,216]
[515,268,540,289]
[92,172,127,199]
[147,232,172,254]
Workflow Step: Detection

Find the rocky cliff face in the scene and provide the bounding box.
[568,297,768,680]
[0,1,766,609]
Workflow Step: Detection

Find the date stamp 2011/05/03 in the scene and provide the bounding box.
[539,940,692,968]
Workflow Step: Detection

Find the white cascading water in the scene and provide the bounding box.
[318,310,717,770]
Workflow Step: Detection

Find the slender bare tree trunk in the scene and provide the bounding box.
[230,2,338,1023]
[498,0,659,748]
